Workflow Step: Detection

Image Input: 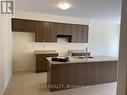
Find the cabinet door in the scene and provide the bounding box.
[77,25,83,43]
[36,54,58,73]
[57,23,64,35]
[63,24,72,35]
[69,63,87,86]
[86,62,117,85]
[12,18,38,33]
[24,20,37,32]
[36,22,56,42]
[36,54,47,72]
[82,25,88,43]
[12,18,25,32]
[43,22,52,42]
[72,24,77,43]
[51,23,57,42]
[50,63,87,91]
[35,21,44,42]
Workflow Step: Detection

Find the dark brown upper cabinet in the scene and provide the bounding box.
[35,21,44,42]
[71,24,78,43]
[43,22,52,42]
[12,18,25,32]
[77,25,83,43]
[57,23,64,35]
[82,25,88,43]
[12,18,89,43]
[73,25,88,43]
[50,23,58,42]
[12,18,37,32]
[35,22,57,42]
[63,24,72,35]
[23,20,37,32]
[77,25,88,43]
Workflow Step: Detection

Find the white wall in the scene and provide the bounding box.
[12,11,120,72]
[0,17,5,95]
[89,21,120,57]
[0,17,12,95]
[3,18,13,88]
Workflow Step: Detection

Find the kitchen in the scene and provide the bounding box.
[12,15,120,72]
[12,12,119,93]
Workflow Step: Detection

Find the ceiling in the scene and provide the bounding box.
[15,0,122,23]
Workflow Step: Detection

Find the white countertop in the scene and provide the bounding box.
[34,50,57,54]
[47,56,118,65]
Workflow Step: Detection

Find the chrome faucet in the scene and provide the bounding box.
[85,47,88,59]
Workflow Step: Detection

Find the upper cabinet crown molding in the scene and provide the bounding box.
[12,18,89,43]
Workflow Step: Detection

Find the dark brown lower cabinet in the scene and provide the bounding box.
[36,53,58,73]
[87,61,117,85]
[47,61,117,91]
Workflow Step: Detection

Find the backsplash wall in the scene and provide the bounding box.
[33,38,88,56]
[13,32,88,71]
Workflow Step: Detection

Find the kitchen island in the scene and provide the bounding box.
[47,56,118,91]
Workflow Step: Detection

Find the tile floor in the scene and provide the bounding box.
[4,71,117,95]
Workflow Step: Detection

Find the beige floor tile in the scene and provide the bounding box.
[4,71,117,95]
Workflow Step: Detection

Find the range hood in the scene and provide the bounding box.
[57,35,72,38]
[57,35,72,42]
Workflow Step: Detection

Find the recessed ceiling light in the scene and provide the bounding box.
[57,2,71,10]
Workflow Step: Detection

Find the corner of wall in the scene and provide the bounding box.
[0,17,13,95]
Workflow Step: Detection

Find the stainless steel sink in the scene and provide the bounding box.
[77,56,94,59]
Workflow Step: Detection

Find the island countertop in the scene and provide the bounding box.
[47,56,118,65]
[47,56,118,91]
